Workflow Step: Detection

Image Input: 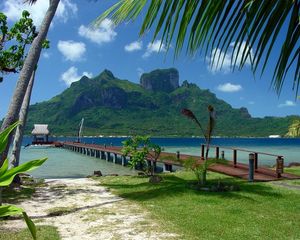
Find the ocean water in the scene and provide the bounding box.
[19,137,300,178]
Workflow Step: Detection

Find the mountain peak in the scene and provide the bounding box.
[140,68,179,93]
[99,69,115,80]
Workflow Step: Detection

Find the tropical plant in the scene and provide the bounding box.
[122,135,161,176]
[181,105,216,185]
[0,0,59,167]
[97,0,300,94]
[182,157,218,186]
[0,122,47,240]
[286,119,300,137]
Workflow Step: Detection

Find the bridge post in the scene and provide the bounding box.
[276,156,284,178]
[216,147,219,159]
[164,163,172,172]
[233,149,237,167]
[254,152,258,171]
[176,151,180,160]
[221,151,225,160]
[121,156,126,166]
[248,153,255,182]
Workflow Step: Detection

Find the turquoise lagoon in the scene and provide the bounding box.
[19,137,300,178]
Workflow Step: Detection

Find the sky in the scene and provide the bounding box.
[0,0,299,119]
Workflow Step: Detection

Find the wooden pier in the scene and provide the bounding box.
[62,142,300,182]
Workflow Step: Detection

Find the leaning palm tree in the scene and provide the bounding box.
[0,0,60,166]
[96,0,300,94]
[11,69,37,168]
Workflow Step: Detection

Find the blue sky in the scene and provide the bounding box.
[0,0,299,119]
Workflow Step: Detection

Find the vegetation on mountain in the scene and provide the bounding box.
[25,68,298,137]
[286,119,300,137]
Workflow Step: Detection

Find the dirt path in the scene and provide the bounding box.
[2,178,178,240]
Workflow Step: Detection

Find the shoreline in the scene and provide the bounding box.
[23,134,300,139]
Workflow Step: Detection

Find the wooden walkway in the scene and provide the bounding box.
[62,142,300,182]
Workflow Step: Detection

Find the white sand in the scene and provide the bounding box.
[2,178,178,240]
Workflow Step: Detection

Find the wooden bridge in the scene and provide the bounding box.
[62,142,300,182]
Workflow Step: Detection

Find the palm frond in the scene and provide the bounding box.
[24,0,38,5]
[96,0,300,95]
[181,108,206,138]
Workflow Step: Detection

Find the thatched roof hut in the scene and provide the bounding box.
[31,124,50,135]
[31,124,50,144]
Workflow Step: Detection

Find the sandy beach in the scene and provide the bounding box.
[1,178,178,240]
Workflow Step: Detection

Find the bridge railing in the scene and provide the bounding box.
[201,144,284,178]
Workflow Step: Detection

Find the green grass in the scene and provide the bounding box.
[97,171,300,240]
[47,206,76,216]
[0,226,60,240]
[284,166,300,176]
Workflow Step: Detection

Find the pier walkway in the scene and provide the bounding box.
[62,142,300,182]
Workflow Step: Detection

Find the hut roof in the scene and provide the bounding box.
[31,124,50,135]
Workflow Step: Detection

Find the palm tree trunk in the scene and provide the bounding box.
[10,69,36,168]
[0,0,60,167]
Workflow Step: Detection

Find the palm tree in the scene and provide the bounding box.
[0,0,60,166]
[286,119,300,137]
[11,69,36,168]
[96,0,300,94]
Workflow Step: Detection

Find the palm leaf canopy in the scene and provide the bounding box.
[95,0,300,94]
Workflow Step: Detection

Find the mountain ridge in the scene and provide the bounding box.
[25,68,298,137]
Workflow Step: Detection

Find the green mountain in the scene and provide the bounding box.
[26,68,298,137]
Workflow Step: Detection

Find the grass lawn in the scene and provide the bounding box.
[284,166,300,176]
[97,171,300,240]
[0,226,60,240]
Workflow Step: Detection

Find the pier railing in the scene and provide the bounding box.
[201,144,285,178]
[60,141,299,181]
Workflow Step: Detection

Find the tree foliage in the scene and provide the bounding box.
[97,0,300,94]
[0,10,49,81]
[122,135,161,175]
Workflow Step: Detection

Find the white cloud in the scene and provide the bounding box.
[137,67,144,77]
[248,101,255,105]
[278,100,296,108]
[207,41,253,74]
[1,0,77,27]
[78,19,117,45]
[57,40,86,62]
[42,52,50,59]
[142,40,166,58]
[60,66,93,86]
[217,83,242,92]
[125,41,142,52]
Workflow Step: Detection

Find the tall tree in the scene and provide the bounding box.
[10,69,36,168]
[97,0,300,94]
[0,10,40,80]
[0,0,60,166]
